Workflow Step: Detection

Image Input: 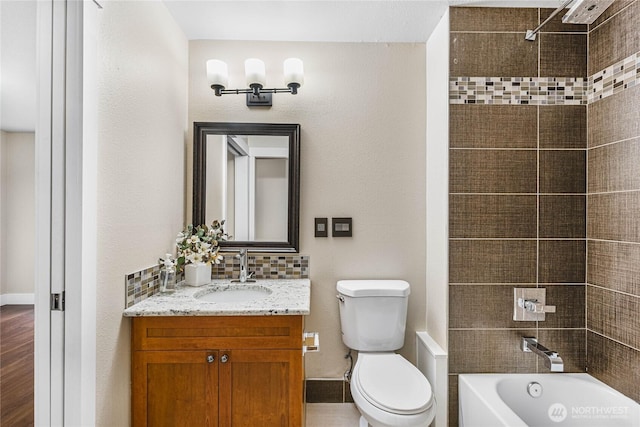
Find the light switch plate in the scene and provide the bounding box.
[332,217,352,237]
[314,218,328,237]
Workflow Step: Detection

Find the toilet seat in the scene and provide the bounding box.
[354,353,434,416]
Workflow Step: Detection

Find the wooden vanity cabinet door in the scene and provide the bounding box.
[218,349,304,427]
[131,316,305,426]
[132,350,219,427]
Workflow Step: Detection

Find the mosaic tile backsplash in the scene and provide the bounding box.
[450,50,640,105]
[125,254,310,308]
[125,265,162,309]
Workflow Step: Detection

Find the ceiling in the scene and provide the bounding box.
[163,0,450,43]
[163,0,568,43]
[0,0,569,133]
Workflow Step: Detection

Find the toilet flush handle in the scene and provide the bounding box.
[336,295,345,303]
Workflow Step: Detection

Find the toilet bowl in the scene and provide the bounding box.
[336,280,437,427]
[350,353,436,427]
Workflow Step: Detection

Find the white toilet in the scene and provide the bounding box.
[337,280,436,427]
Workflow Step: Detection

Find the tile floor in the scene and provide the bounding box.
[306,403,361,426]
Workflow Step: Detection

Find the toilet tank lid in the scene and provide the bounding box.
[337,280,410,297]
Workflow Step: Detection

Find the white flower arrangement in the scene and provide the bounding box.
[175,220,229,272]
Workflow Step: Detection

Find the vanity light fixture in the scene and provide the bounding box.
[206,58,304,107]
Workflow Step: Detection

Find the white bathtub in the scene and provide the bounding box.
[459,373,640,427]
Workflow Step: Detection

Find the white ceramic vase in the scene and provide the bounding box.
[184,263,211,287]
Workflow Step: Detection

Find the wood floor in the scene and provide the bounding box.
[0,305,34,427]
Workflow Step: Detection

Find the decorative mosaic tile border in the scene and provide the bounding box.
[589,51,640,103]
[125,254,310,308]
[449,77,587,105]
[450,50,640,105]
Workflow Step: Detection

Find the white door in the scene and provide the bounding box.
[35,1,98,425]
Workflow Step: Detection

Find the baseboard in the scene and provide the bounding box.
[305,379,353,403]
[0,293,35,306]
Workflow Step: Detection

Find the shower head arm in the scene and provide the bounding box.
[525,0,575,41]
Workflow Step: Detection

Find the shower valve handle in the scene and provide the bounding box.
[519,298,556,314]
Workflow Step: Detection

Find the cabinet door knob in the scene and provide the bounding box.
[207,355,215,363]
[220,354,229,363]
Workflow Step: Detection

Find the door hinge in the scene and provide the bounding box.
[51,292,65,311]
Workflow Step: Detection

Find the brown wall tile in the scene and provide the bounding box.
[450,7,538,32]
[449,329,538,373]
[539,195,586,238]
[540,150,586,194]
[543,284,586,328]
[539,8,588,33]
[449,285,537,329]
[344,382,354,403]
[586,0,640,398]
[450,150,537,193]
[587,285,640,349]
[537,329,586,373]
[588,0,640,74]
[450,240,537,283]
[589,0,636,31]
[539,239,586,283]
[588,192,640,243]
[539,105,587,149]
[305,380,344,403]
[450,104,538,149]
[588,137,640,193]
[450,195,537,238]
[588,84,640,148]
[448,375,458,427]
[587,331,640,402]
[450,33,538,77]
[540,33,587,77]
[587,240,640,296]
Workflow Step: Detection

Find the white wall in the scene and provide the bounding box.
[425,11,450,426]
[95,1,188,425]
[425,10,450,349]
[188,41,426,378]
[0,131,3,298]
[0,131,35,303]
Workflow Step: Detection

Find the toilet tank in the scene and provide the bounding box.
[337,280,410,351]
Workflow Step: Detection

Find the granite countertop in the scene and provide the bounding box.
[122,278,310,317]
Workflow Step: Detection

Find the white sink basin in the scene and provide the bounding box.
[195,285,272,303]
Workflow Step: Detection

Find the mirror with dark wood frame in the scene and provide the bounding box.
[192,122,300,252]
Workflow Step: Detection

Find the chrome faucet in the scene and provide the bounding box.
[522,337,564,372]
[234,249,255,283]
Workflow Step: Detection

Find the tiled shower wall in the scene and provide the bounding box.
[448,7,588,426]
[586,0,640,402]
[449,2,640,423]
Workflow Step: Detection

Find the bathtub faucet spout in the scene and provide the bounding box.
[522,337,564,372]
